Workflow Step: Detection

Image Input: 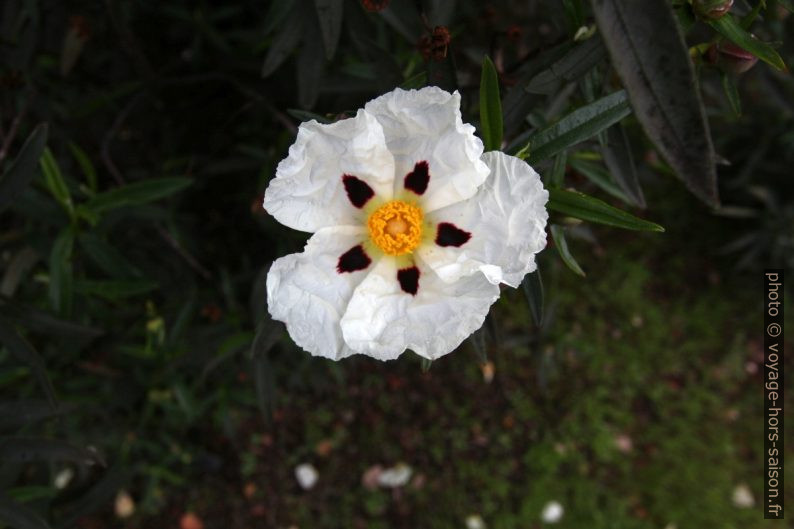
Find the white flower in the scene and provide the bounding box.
[294,463,319,490]
[541,500,564,523]
[265,86,548,360]
[376,463,412,488]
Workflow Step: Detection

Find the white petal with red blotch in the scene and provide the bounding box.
[364,87,490,212]
[263,110,395,232]
[418,151,548,287]
[339,258,500,360]
[267,226,375,360]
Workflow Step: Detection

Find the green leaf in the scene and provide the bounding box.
[82,177,191,215]
[297,15,325,109]
[0,124,48,213]
[261,3,305,77]
[314,0,343,59]
[524,90,631,163]
[521,269,544,326]
[400,70,427,89]
[709,14,786,71]
[0,491,51,529]
[721,72,742,117]
[569,158,630,203]
[78,234,141,278]
[39,148,73,220]
[0,317,58,411]
[548,187,665,232]
[0,401,69,432]
[479,56,503,152]
[550,151,568,188]
[74,279,158,300]
[0,299,103,339]
[550,225,586,276]
[602,125,646,208]
[67,142,97,193]
[0,437,104,467]
[49,229,74,317]
[592,0,719,207]
[526,37,605,95]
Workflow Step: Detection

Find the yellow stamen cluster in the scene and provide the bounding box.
[367,200,423,256]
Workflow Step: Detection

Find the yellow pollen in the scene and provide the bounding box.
[367,200,423,255]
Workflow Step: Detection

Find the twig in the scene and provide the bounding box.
[155,225,212,279]
[101,91,212,279]
[100,91,146,185]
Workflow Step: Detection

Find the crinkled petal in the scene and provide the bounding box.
[339,257,500,360]
[264,110,395,232]
[267,226,375,360]
[418,151,548,287]
[364,87,490,212]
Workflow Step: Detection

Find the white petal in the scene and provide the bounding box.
[364,87,490,212]
[263,110,395,232]
[418,151,548,288]
[339,257,500,360]
[267,226,374,360]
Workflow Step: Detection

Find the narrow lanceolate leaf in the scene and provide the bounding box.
[39,148,73,219]
[261,3,304,77]
[49,229,74,317]
[521,269,544,326]
[0,491,51,529]
[0,438,104,467]
[721,72,741,117]
[569,158,630,203]
[591,0,719,207]
[297,16,325,109]
[82,177,191,215]
[74,279,158,300]
[602,125,646,208]
[0,124,48,213]
[550,225,585,277]
[548,188,665,232]
[525,90,631,163]
[0,317,58,411]
[526,37,605,95]
[314,0,343,59]
[709,14,787,72]
[479,56,503,152]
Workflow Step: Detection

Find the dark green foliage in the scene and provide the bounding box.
[0,0,791,527]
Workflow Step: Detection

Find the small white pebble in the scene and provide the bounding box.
[114,490,135,519]
[295,463,319,490]
[377,463,412,488]
[53,467,74,490]
[465,514,486,529]
[732,483,754,508]
[541,500,564,523]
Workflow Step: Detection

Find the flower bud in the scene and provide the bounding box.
[693,0,733,20]
[706,41,759,74]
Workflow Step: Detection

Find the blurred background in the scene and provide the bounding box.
[0,1,792,528]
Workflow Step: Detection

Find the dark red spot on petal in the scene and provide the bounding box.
[404,161,430,195]
[337,245,371,273]
[397,266,420,295]
[343,175,375,208]
[436,222,471,247]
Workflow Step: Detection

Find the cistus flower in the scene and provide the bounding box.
[264,87,548,361]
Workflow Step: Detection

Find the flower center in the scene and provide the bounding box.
[367,200,423,256]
